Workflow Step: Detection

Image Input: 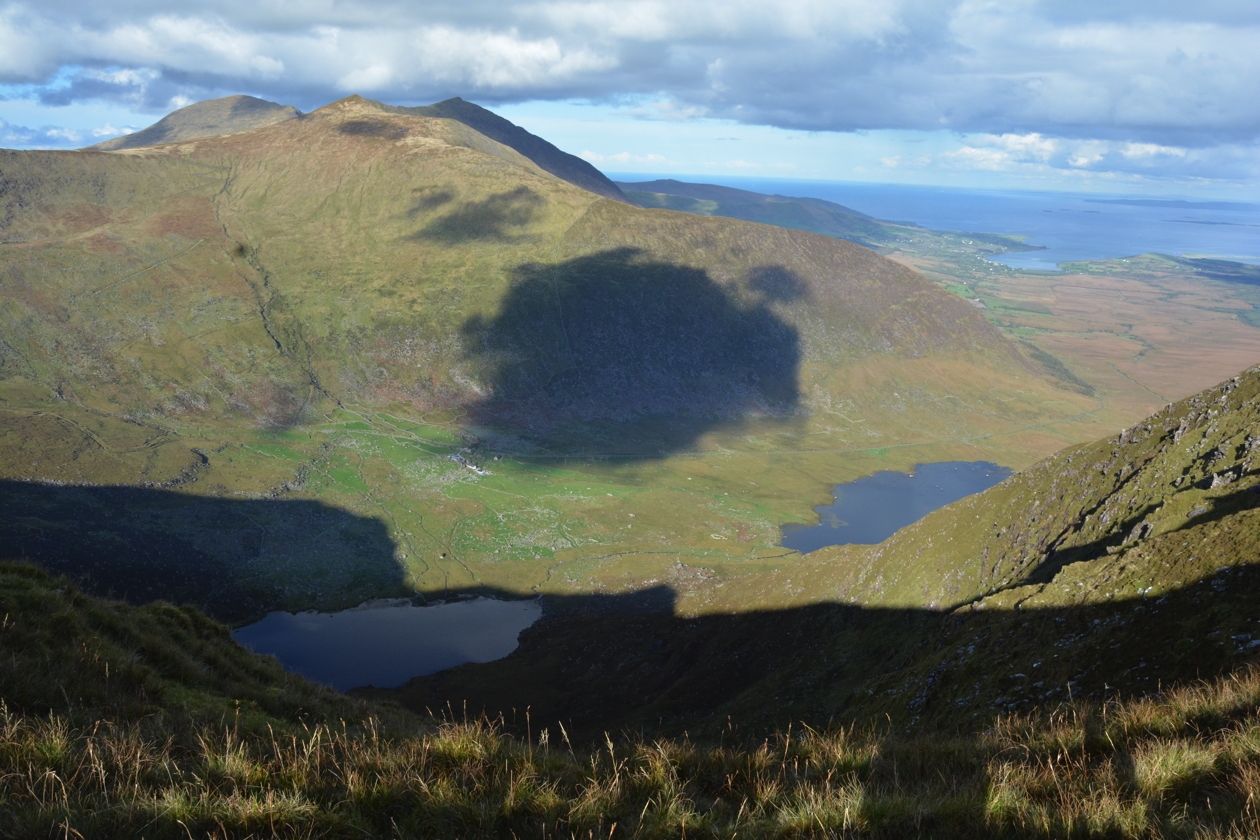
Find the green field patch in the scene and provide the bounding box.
[333,421,375,432]
[244,443,308,462]
[266,428,317,444]
[323,460,370,494]
[373,414,464,444]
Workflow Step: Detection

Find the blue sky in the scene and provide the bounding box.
[2,1,1258,197]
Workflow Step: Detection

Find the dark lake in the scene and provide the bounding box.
[781,461,1012,553]
[232,597,542,691]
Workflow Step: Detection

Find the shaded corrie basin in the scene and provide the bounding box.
[0,480,408,623]
[233,597,542,691]
[781,461,1012,553]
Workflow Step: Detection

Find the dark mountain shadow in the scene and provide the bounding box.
[458,248,803,457]
[0,480,407,624]
[337,118,410,140]
[411,186,543,243]
[406,187,455,217]
[371,559,1260,745]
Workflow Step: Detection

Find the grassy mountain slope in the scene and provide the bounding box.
[822,365,1260,608]
[0,95,1093,618]
[617,178,1042,256]
[382,365,1260,738]
[87,95,301,151]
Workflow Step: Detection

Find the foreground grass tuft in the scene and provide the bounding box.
[4,672,1260,838]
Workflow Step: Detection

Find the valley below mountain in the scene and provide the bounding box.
[1,95,1096,620]
[3,93,1260,838]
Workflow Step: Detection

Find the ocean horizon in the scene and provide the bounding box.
[607,174,1260,270]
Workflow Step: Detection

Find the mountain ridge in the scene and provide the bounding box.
[82,91,628,205]
[378,96,629,203]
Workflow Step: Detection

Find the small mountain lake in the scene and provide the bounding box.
[781,461,1012,552]
[232,597,542,691]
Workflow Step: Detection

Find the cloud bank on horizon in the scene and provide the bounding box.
[1,0,1257,191]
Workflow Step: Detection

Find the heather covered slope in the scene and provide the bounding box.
[1,95,1093,615]
[87,94,301,151]
[0,563,378,725]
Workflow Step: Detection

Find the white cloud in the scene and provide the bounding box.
[1121,142,1186,159]
[623,99,710,121]
[940,146,1012,171]
[579,150,667,163]
[90,122,129,137]
[0,1,1250,146]
[0,1,1255,185]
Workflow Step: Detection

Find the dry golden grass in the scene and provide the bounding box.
[5,667,1260,838]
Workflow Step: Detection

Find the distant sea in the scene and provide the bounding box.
[608,174,1260,270]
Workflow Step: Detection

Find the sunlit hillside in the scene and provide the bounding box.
[0,96,1092,620]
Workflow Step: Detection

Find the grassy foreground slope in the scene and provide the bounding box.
[0,95,1091,617]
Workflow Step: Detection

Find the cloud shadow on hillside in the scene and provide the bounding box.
[411,187,544,244]
[337,119,410,140]
[0,480,407,624]
[458,247,804,457]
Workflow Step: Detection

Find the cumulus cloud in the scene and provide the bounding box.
[0,0,1255,162]
[936,132,1258,183]
[579,150,667,164]
[0,117,84,147]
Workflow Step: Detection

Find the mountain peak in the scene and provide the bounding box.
[87,95,301,151]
